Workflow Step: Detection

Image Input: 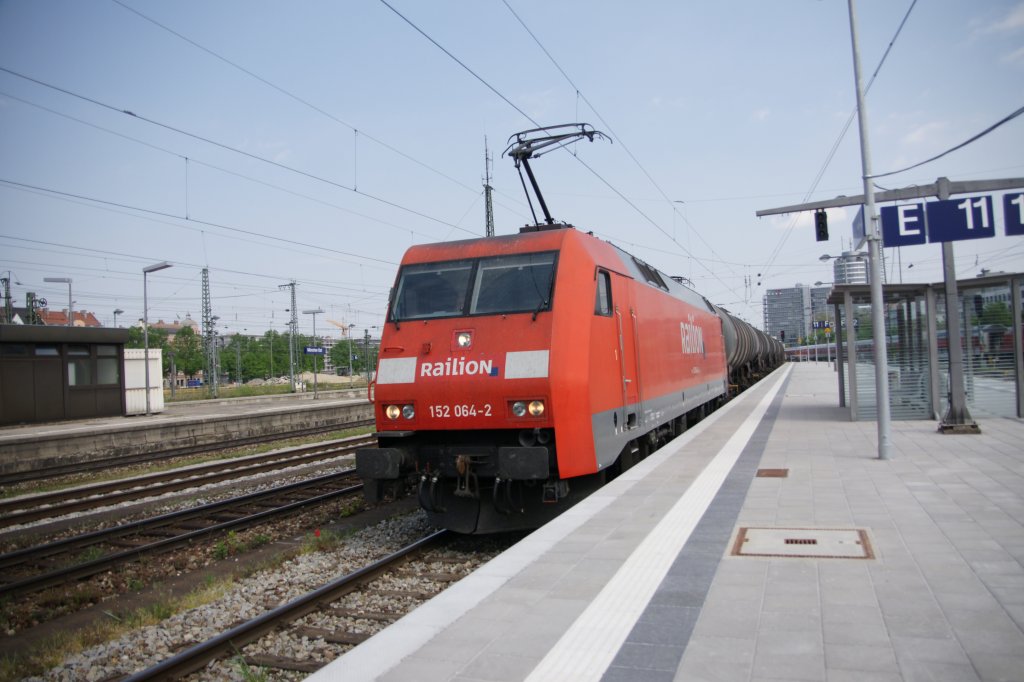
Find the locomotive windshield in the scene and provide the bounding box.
[391,251,557,321]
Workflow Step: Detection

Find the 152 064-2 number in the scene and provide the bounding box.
[429,404,492,418]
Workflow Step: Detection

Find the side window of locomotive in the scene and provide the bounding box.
[391,261,473,320]
[595,270,612,316]
[470,252,557,315]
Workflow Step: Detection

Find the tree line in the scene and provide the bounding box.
[125,327,378,384]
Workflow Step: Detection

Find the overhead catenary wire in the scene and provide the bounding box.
[2,89,459,243]
[0,178,400,270]
[378,0,743,302]
[0,235,390,294]
[872,104,1024,179]
[0,177,400,268]
[0,66,478,238]
[757,0,919,282]
[501,0,741,283]
[110,0,494,201]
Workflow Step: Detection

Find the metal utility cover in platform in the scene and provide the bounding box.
[732,527,874,559]
[756,468,789,478]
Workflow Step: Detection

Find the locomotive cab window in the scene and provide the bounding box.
[391,260,473,320]
[390,251,557,321]
[470,252,556,316]
[595,270,612,316]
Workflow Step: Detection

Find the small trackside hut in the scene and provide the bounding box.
[0,325,130,426]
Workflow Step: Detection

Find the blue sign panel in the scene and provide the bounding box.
[851,206,866,250]
[304,346,325,355]
[881,204,927,247]
[1005,192,1024,236]
[927,196,996,242]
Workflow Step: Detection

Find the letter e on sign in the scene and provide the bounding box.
[881,204,926,247]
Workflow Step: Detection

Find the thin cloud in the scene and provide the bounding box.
[990,3,1024,32]
[1002,45,1024,64]
[974,2,1024,35]
[902,121,948,147]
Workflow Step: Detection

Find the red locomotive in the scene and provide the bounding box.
[355,125,783,533]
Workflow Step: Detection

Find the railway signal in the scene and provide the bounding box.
[814,210,829,241]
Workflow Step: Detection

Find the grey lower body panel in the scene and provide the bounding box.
[591,379,727,470]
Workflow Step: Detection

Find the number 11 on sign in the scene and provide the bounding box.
[1007,193,1024,236]
[958,197,991,231]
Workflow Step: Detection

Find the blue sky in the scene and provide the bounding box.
[1,0,1022,337]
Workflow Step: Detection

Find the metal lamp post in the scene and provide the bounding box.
[209,315,220,398]
[236,329,245,385]
[168,350,177,399]
[113,308,124,328]
[303,308,324,398]
[847,0,891,459]
[44,277,72,326]
[362,328,379,385]
[143,261,172,415]
[347,323,355,385]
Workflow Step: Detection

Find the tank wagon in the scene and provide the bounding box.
[356,225,783,533]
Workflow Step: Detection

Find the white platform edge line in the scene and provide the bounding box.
[525,365,789,682]
[307,365,790,682]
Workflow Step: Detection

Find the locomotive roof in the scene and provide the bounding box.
[402,226,582,263]
[399,227,714,314]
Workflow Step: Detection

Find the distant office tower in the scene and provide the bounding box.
[833,251,869,285]
[763,284,832,346]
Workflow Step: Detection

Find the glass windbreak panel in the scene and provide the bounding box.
[888,296,933,420]
[68,345,90,357]
[97,358,120,385]
[35,345,59,356]
[470,252,557,315]
[957,286,1018,419]
[97,344,117,357]
[851,303,879,420]
[391,260,473,320]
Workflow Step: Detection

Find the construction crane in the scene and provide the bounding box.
[327,319,353,337]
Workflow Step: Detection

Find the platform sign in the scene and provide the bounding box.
[880,204,927,247]
[304,346,325,355]
[927,195,995,242]
[1006,193,1024,236]
[881,195,1002,247]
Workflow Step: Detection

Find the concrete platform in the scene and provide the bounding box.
[312,362,1024,681]
[0,390,372,477]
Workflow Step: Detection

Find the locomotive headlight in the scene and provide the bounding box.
[511,400,545,418]
[385,404,401,420]
[402,404,415,419]
[455,331,473,348]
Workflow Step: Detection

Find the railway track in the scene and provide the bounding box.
[122,530,476,681]
[0,419,374,486]
[0,469,364,599]
[0,433,375,529]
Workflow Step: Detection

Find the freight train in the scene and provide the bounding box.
[355,225,783,533]
[355,124,783,533]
